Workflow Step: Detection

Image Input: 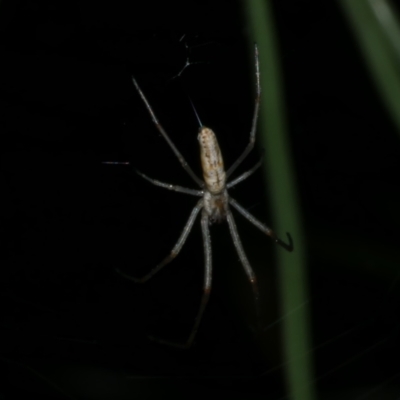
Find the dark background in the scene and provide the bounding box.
[1,1,400,399]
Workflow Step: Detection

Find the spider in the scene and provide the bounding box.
[116,44,293,348]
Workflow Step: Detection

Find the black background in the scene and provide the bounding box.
[1,1,400,399]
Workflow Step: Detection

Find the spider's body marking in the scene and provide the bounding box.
[198,126,229,224]
[198,127,226,194]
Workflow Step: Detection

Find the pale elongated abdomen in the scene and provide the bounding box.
[198,127,226,194]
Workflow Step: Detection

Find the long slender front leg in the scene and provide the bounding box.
[226,158,263,189]
[229,197,293,251]
[226,44,260,178]
[149,210,212,349]
[116,199,203,283]
[226,210,261,328]
[132,77,204,188]
[136,170,203,196]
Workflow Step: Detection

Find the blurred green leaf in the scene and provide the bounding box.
[340,0,400,135]
[244,1,316,399]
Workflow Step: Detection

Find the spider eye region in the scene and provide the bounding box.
[204,191,228,224]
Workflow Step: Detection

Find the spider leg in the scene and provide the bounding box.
[227,158,262,189]
[137,169,203,196]
[226,209,261,328]
[116,199,203,283]
[229,197,293,252]
[149,209,212,349]
[132,77,204,188]
[226,44,260,178]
